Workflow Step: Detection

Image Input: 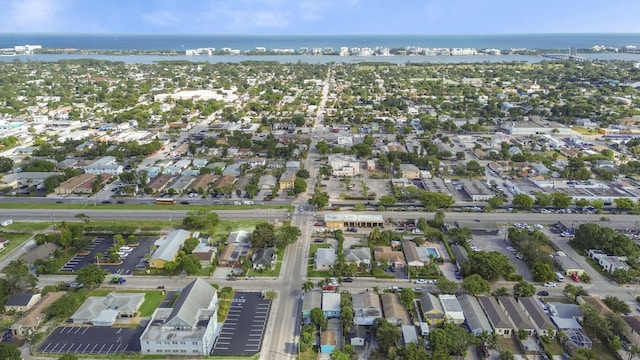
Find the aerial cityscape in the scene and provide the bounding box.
[1,2,640,360]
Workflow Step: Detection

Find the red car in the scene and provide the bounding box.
[323,284,336,291]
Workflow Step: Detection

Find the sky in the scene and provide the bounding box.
[2,0,640,35]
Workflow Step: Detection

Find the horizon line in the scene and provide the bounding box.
[2,32,640,36]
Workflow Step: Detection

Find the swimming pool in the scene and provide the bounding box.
[426,247,440,257]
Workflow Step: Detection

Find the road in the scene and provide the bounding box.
[3,208,640,230]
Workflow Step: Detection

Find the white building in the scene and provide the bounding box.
[329,154,360,177]
[438,295,465,325]
[84,156,123,175]
[140,278,219,356]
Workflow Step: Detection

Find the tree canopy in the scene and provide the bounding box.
[182,210,220,230]
[461,251,515,281]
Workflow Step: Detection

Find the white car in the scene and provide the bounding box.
[543,282,556,287]
[414,279,427,284]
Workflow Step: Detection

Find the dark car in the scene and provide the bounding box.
[56,200,64,203]
[537,291,549,296]
[116,200,125,204]
[180,201,190,204]
[101,200,112,204]
[343,277,354,283]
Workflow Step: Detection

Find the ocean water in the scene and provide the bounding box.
[1,33,639,51]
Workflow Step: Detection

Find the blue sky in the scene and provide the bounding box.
[2,0,639,34]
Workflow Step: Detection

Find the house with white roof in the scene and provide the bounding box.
[438,295,465,325]
[322,293,341,319]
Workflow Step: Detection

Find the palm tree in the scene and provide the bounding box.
[372,286,380,294]
[95,253,103,267]
[302,281,314,293]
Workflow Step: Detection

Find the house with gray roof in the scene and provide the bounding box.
[499,296,535,337]
[301,292,322,324]
[419,293,444,326]
[381,293,409,326]
[140,278,219,356]
[149,229,191,269]
[252,247,276,270]
[518,297,557,337]
[315,248,336,271]
[402,241,424,267]
[71,293,145,326]
[457,294,492,336]
[478,296,513,337]
[352,292,382,326]
[343,248,371,268]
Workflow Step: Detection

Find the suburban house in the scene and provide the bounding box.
[71,293,145,326]
[518,297,557,337]
[149,229,191,269]
[320,330,337,354]
[343,247,372,268]
[457,294,492,336]
[439,295,465,325]
[140,278,220,356]
[478,296,513,337]
[252,247,276,270]
[83,156,123,175]
[380,293,409,326]
[10,291,65,336]
[399,163,421,179]
[401,325,419,346]
[218,230,252,267]
[352,292,382,326]
[278,170,297,190]
[402,241,424,267]
[322,293,341,319]
[301,292,322,324]
[315,248,336,271]
[373,246,406,269]
[192,242,217,266]
[419,293,445,326]
[5,292,41,314]
[623,316,640,345]
[499,296,536,338]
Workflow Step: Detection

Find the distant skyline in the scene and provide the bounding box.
[2,0,640,35]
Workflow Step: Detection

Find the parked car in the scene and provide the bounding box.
[414,279,427,284]
[543,282,557,287]
[537,291,549,296]
[342,277,353,283]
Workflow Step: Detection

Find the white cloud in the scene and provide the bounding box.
[4,0,61,32]
[142,10,180,28]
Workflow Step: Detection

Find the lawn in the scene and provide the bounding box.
[0,232,32,258]
[213,220,266,237]
[497,336,522,355]
[2,222,52,232]
[540,336,564,356]
[0,202,289,211]
[88,289,165,317]
[298,348,318,360]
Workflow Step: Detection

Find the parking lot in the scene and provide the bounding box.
[59,236,156,275]
[211,292,271,356]
[469,228,534,281]
[38,326,144,355]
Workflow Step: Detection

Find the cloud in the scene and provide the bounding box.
[142,10,181,28]
[4,0,61,31]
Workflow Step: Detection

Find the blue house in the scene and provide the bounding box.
[320,331,337,353]
[322,293,341,319]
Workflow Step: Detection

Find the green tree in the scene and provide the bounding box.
[512,193,534,210]
[603,296,631,314]
[309,190,330,209]
[436,277,458,294]
[277,224,302,245]
[487,196,504,209]
[310,307,326,330]
[251,223,277,248]
[182,237,200,254]
[400,288,416,310]
[513,280,536,297]
[0,156,14,172]
[615,197,635,211]
[531,262,555,282]
[563,283,589,303]
[75,264,107,288]
[378,194,397,207]
[492,286,510,297]
[0,343,21,360]
[179,254,202,275]
[3,259,37,291]
[446,227,473,244]
[329,349,350,360]
[182,210,220,230]
[462,274,491,295]
[462,251,515,281]
[551,192,573,209]
[499,350,515,360]
[534,192,553,207]
[163,261,178,275]
[372,318,400,356]
[293,178,308,195]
